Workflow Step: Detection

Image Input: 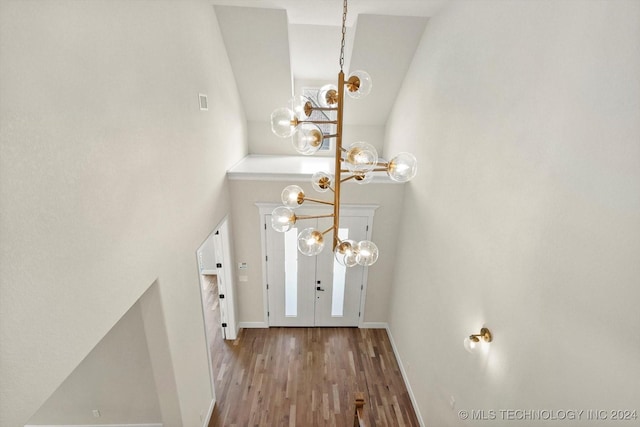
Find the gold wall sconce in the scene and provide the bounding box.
[464,327,492,353]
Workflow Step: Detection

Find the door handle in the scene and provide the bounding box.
[316,286,325,292]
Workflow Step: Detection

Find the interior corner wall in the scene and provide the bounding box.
[139,281,182,427]
[0,1,247,426]
[26,297,162,425]
[384,1,640,425]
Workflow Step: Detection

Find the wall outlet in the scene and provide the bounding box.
[92,409,101,418]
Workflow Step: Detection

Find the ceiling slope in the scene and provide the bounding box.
[214,6,293,122]
[345,14,428,126]
[214,5,429,129]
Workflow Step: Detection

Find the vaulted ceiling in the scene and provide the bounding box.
[210,0,448,129]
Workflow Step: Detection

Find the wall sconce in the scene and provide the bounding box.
[464,327,492,353]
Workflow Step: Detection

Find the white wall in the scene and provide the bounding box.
[0,1,247,426]
[385,1,640,425]
[229,179,404,325]
[27,297,162,425]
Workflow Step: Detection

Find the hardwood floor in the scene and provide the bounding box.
[209,327,419,426]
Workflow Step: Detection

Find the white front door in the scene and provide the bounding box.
[264,211,371,327]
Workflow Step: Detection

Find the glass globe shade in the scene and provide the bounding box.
[336,240,358,267]
[463,337,480,354]
[345,70,372,99]
[355,240,378,266]
[336,251,358,267]
[354,172,373,185]
[344,251,358,267]
[292,123,323,155]
[388,152,418,182]
[290,95,312,120]
[271,206,295,232]
[297,228,325,256]
[345,142,378,173]
[311,171,333,193]
[281,185,304,209]
[318,84,339,108]
[270,107,298,138]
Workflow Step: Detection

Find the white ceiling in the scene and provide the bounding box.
[211,0,448,129]
[210,1,449,26]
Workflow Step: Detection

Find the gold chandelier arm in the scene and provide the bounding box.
[323,133,338,139]
[294,213,335,221]
[321,225,336,236]
[302,197,335,206]
[340,175,358,183]
[370,167,389,172]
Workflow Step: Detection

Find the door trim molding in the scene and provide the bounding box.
[257,202,379,328]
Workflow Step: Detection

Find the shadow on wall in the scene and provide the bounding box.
[26,281,179,426]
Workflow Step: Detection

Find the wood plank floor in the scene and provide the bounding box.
[209,327,419,426]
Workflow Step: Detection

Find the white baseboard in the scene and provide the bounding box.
[384,325,425,427]
[360,322,389,329]
[202,398,215,427]
[237,321,268,328]
[26,424,162,427]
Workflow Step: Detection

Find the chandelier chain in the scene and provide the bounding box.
[340,0,347,71]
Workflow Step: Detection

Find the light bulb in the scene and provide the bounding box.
[290,95,312,120]
[464,328,492,354]
[345,142,378,173]
[353,172,373,185]
[270,107,299,138]
[292,123,323,155]
[387,152,417,182]
[318,84,339,108]
[464,337,479,354]
[281,185,304,208]
[297,228,325,256]
[345,70,372,99]
[311,171,333,193]
[355,240,378,266]
[271,206,295,232]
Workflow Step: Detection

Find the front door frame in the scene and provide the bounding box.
[257,202,378,328]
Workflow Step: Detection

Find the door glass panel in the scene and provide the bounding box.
[284,227,298,316]
[331,228,349,316]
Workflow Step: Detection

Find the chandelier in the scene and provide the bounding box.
[269,0,417,267]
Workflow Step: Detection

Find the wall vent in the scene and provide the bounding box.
[199,93,208,111]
